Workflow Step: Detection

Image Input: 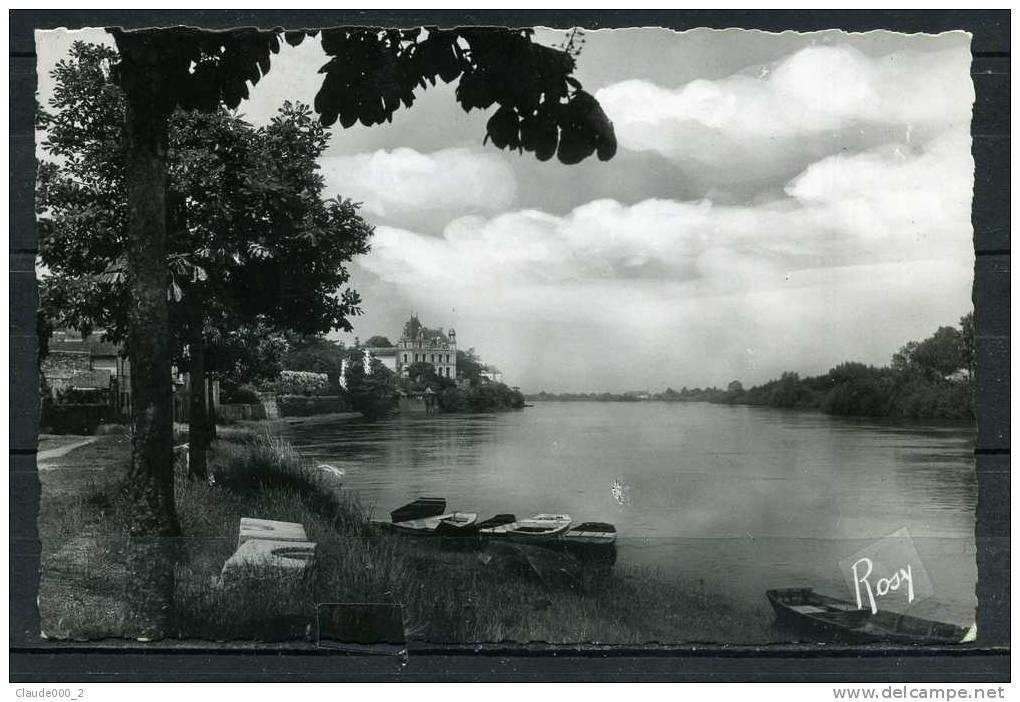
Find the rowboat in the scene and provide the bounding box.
[479,513,572,542]
[390,497,446,523]
[384,512,479,536]
[469,513,517,533]
[766,588,975,645]
[561,522,617,548]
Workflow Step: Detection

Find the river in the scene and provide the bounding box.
[284,401,977,637]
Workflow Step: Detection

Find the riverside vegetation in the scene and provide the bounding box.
[529,314,975,421]
[221,341,527,421]
[39,423,767,644]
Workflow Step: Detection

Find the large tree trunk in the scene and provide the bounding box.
[206,371,217,441]
[187,324,209,480]
[115,34,179,639]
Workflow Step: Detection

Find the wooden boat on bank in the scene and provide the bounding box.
[373,500,515,539]
[386,511,479,536]
[390,497,447,523]
[766,588,975,645]
[478,513,572,542]
[561,522,617,548]
[468,513,517,534]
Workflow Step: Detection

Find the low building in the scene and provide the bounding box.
[479,365,503,384]
[365,346,398,373]
[41,328,218,423]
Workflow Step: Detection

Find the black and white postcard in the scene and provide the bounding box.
[31,22,980,650]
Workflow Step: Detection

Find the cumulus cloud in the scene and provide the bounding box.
[595,44,973,194]
[321,147,517,233]
[357,131,973,390]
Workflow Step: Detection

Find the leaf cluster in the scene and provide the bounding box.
[312,26,616,164]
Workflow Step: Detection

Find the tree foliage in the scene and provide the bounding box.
[206,323,290,388]
[38,42,373,352]
[699,316,974,420]
[282,335,346,394]
[529,314,976,421]
[312,27,616,164]
[456,348,485,386]
[363,335,393,348]
[104,26,616,165]
[38,42,374,483]
[342,348,399,420]
[454,383,525,412]
[403,361,446,388]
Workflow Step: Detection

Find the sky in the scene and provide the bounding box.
[36,27,975,392]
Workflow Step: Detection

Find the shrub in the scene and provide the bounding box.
[433,381,523,413]
[343,350,398,420]
[221,382,261,405]
[273,370,331,396]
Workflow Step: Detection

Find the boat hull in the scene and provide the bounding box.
[561,522,617,548]
[766,588,970,645]
[479,514,573,543]
[390,497,446,523]
[375,512,478,537]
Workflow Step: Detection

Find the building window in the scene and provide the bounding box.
[403,354,407,363]
[445,367,450,378]
[446,354,450,363]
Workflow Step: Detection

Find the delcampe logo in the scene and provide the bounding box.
[838,528,934,614]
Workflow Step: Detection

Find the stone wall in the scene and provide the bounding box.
[218,403,268,422]
[276,395,345,417]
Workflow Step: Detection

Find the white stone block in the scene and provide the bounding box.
[221,539,317,581]
[237,517,308,548]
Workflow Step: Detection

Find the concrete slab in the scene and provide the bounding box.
[221,539,317,582]
[237,517,308,548]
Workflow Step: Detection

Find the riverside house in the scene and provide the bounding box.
[41,328,218,423]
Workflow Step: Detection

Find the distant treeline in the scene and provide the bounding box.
[527,315,975,421]
[527,391,654,403]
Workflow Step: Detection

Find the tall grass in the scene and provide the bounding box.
[210,430,367,535]
[37,446,133,640]
[39,426,770,643]
[170,427,770,644]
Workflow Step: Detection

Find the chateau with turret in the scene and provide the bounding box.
[358,315,459,379]
[394,315,457,379]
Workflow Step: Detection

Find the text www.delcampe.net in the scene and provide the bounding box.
[833,687,1007,700]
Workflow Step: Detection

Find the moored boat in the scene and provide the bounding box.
[561,522,617,548]
[479,513,572,542]
[453,513,516,537]
[387,512,479,536]
[390,497,446,523]
[473,513,517,531]
[766,587,975,645]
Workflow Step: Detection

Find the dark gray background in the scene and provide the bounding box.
[9,9,1009,682]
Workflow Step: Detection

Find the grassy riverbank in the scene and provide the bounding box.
[39,424,769,644]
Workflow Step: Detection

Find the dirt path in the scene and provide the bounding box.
[37,436,97,467]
